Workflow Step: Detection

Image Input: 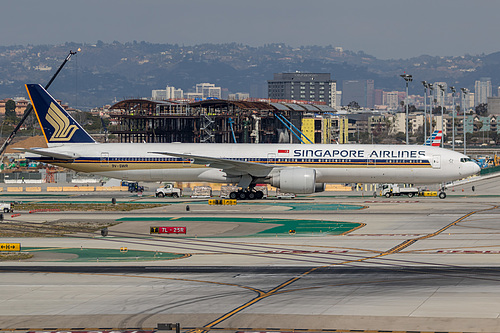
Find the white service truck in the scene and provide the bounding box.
[155,183,182,198]
[380,184,419,198]
[380,184,446,199]
[0,202,13,213]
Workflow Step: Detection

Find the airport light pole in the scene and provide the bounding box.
[450,86,456,151]
[437,84,445,148]
[461,88,468,155]
[428,83,434,135]
[422,81,428,143]
[401,74,413,145]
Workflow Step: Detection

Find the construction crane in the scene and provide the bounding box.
[0,49,79,156]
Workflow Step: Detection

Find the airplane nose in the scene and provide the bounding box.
[473,163,481,174]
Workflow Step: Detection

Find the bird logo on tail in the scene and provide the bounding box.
[46,102,79,141]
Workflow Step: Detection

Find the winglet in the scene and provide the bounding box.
[25,84,96,145]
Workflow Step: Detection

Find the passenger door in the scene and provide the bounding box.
[432,155,441,169]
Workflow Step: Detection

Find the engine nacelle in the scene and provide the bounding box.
[270,168,316,194]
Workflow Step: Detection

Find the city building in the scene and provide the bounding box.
[374,89,384,106]
[301,117,331,144]
[152,86,184,100]
[461,91,474,111]
[433,82,448,106]
[0,98,30,115]
[341,79,374,108]
[267,72,337,108]
[475,77,492,106]
[335,91,342,108]
[330,115,349,144]
[383,91,400,110]
[487,97,500,115]
[196,83,222,99]
[228,92,250,100]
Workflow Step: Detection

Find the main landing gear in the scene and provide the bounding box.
[229,188,264,200]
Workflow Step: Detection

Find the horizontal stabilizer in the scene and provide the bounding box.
[14,148,76,160]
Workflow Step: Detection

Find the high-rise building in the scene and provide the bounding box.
[383,91,400,110]
[152,86,183,100]
[267,73,337,107]
[475,77,492,106]
[374,89,384,106]
[196,83,222,99]
[335,91,342,109]
[433,82,447,106]
[460,91,474,111]
[341,79,375,108]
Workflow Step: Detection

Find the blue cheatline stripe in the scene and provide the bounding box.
[28,156,432,168]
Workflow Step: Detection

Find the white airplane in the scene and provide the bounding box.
[21,84,480,199]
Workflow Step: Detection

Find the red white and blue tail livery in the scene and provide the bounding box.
[424,130,442,147]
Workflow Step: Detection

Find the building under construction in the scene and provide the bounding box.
[109,99,341,144]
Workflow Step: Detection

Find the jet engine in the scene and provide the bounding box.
[270,168,318,194]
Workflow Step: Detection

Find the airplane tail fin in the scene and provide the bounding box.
[25,84,96,146]
[424,130,442,147]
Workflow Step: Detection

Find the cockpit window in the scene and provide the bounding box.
[460,157,472,163]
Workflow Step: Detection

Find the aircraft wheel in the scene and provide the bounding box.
[385,192,391,198]
[407,192,414,198]
[157,193,164,198]
[238,191,247,200]
[229,192,238,199]
[439,192,446,199]
[172,193,179,198]
[247,192,256,200]
[255,191,264,199]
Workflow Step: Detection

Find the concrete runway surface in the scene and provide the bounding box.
[1,176,500,332]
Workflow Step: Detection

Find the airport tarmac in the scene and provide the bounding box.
[1,177,500,332]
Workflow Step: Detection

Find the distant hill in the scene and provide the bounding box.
[0,42,497,109]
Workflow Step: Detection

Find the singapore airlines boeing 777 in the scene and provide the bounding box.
[21,84,480,199]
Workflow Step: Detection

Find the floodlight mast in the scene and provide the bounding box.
[437,84,445,148]
[461,88,468,155]
[422,81,428,143]
[428,83,434,135]
[400,74,413,145]
[0,49,79,156]
[450,86,456,150]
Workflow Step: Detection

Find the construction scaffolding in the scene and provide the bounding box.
[109,99,336,144]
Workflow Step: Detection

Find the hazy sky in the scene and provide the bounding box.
[2,0,498,59]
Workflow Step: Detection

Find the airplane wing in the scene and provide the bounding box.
[14,148,75,160]
[149,151,275,177]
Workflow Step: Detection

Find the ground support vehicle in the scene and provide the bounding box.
[276,189,296,199]
[190,186,212,198]
[381,184,446,199]
[155,183,182,198]
[0,202,13,213]
[128,182,144,193]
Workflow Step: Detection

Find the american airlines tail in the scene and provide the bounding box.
[25,84,96,146]
[424,130,442,147]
